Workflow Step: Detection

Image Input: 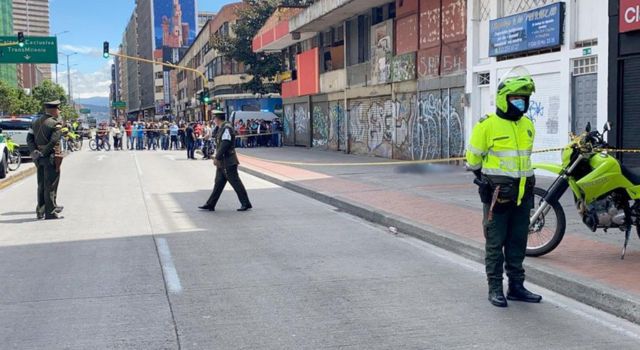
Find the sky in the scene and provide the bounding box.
[50,0,233,100]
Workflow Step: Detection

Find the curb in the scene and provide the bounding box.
[0,166,36,191]
[240,164,640,325]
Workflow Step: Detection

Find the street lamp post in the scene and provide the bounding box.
[58,52,78,103]
[54,31,70,84]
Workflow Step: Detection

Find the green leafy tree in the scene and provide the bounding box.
[211,0,314,95]
[60,104,79,121]
[0,80,40,116]
[31,80,68,110]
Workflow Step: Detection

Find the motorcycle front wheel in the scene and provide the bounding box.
[527,187,566,257]
[7,149,21,171]
[89,139,97,151]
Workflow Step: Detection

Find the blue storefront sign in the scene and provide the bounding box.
[489,2,565,57]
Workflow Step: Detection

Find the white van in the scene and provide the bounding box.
[0,116,37,157]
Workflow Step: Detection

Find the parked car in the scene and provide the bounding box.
[0,115,37,157]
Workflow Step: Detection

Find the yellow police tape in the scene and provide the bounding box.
[245,147,640,167]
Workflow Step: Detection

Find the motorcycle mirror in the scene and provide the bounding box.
[585,122,592,133]
[603,122,611,132]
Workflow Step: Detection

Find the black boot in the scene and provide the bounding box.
[507,282,542,303]
[488,288,508,307]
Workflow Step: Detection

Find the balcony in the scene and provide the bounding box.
[290,0,392,32]
[320,69,346,93]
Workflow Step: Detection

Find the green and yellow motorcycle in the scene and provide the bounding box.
[527,122,640,259]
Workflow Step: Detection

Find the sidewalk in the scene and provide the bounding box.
[237,147,640,324]
[0,162,35,191]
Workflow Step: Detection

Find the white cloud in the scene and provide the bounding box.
[60,44,102,57]
[58,61,113,99]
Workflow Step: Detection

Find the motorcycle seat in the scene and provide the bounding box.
[622,165,640,185]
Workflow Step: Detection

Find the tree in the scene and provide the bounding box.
[31,80,68,109]
[211,0,314,95]
[0,80,40,116]
[60,104,79,122]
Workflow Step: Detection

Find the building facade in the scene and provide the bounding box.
[119,0,196,119]
[254,0,467,160]
[609,0,640,166]
[12,0,51,88]
[198,11,216,31]
[467,0,608,167]
[0,0,17,87]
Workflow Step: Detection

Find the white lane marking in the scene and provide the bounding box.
[156,238,183,294]
[133,152,143,176]
[163,155,176,161]
[399,235,640,341]
[97,155,107,162]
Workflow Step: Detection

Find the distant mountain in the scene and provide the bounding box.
[75,97,109,107]
[77,104,110,114]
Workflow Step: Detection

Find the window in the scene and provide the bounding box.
[502,0,558,16]
[572,56,598,76]
[155,72,163,79]
[155,86,163,93]
[357,15,371,64]
[478,72,491,86]
[478,0,491,21]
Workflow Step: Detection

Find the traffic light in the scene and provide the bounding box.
[203,87,211,104]
[17,32,24,47]
[103,41,110,58]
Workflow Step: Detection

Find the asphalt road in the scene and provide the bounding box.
[1,149,639,349]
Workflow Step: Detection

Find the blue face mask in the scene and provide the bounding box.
[510,98,527,112]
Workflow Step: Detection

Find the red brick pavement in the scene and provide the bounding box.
[240,155,640,296]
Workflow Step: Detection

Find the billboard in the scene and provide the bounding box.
[153,0,196,70]
[489,3,564,57]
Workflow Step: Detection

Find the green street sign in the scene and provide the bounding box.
[80,108,91,114]
[0,36,58,64]
[112,101,126,109]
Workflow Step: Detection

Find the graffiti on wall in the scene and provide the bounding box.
[345,89,466,160]
[312,102,329,148]
[414,89,465,160]
[392,93,418,160]
[294,104,310,146]
[328,101,345,151]
[371,20,394,85]
[284,104,294,145]
[391,52,417,83]
[349,98,394,158]
[417,43,466,78]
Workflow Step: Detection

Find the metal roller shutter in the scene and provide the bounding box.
[622,58,640,167]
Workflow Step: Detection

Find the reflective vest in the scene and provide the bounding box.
[466,113,535,205]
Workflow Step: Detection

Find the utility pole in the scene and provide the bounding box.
[58,52,77,102]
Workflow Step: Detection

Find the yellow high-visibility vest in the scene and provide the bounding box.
[466,113,535,205]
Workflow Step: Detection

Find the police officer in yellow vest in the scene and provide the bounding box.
[466,72,542,307]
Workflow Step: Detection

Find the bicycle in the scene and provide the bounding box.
[89,136,111,151]
[5,135,21,171]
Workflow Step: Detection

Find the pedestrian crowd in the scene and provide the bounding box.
[88,117,283,159]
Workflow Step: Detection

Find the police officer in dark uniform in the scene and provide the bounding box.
[199,110,252,212]
[27,100,65,220]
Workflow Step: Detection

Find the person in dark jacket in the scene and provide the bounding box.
[185,123,196,159]
[199,110,252,212]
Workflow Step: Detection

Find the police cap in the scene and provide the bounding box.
[44,100,62,109]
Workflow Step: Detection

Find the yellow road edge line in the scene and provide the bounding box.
[0,166,37,191]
